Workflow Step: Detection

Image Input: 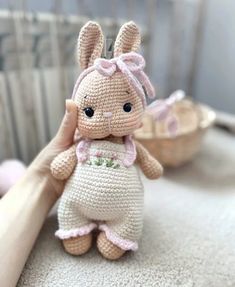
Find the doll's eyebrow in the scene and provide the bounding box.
[126,91,130,94]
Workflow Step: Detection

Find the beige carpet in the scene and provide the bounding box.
[18,128,235,287]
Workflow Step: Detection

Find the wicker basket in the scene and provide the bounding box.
[134,99,216,167]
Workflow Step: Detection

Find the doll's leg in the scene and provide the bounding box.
[97,232,125,260]
[56,197,97,255]
[97,213,143,260]
[62,234,92,256]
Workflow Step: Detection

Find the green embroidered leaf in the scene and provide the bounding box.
[105,159,114,167]
[94,158,104,166]
[86,160,92,165]
[113,163,120,169]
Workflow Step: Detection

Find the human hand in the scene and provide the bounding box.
[27,99,78,199]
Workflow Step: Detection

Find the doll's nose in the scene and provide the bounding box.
[103,112,113,118]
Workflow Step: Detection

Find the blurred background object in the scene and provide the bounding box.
[0,159,26,196]
[0,0,234,164]
[134,91,216,167]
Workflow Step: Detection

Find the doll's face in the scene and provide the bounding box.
[74,71,144,139]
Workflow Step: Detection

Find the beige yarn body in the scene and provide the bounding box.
[51,21,163,260]
[56,140,144,250]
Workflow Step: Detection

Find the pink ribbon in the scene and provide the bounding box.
[71,52,155,105]
[147,90,185,136]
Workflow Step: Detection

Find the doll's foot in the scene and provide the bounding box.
[62,234,92,255]
[97,232,125,260]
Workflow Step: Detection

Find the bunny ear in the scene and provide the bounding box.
[77,21,104,69]
[114,21,141,57]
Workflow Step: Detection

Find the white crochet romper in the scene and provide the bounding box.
[55,137,144,251]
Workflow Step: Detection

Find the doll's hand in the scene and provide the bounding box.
[135,140,163,180]
[28,100,78,198]
[141,157,163,180]
[50,145,77,180]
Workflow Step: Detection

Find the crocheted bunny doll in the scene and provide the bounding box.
[51,21,163,260]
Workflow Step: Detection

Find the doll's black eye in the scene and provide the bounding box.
[123,103,132,113]
[83,107,94,118]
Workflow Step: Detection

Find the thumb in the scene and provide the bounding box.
[54,99,78,147]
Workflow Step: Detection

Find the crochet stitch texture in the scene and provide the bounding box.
[51,21,163,260]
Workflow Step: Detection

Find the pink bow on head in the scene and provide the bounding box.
[71,52,155,105]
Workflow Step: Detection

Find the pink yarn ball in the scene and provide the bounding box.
[0,160,27,196]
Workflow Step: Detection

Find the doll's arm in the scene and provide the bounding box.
[135,140,163,179]
[50,145,77,180]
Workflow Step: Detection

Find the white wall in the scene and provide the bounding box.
[0,0,234,113]
[194,0,235,113]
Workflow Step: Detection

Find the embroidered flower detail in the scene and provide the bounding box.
[111,153,118,160]
[105,159,115,167]
[113,163,120,169]
[94,158,104,166]
[94,150,103,157]
[85,158,120,169]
